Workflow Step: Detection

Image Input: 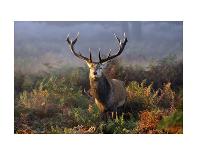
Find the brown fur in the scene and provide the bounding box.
[109,79,126,107]
[90,73,126,118]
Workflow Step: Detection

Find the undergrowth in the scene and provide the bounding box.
[14,56,183,134]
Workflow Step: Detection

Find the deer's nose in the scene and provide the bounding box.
[93,72,97,75]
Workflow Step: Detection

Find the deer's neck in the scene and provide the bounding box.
[90,74,111,104]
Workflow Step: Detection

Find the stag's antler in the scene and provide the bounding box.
[66,32,93,63]
[98,33,127,63]
[66,33,127,64]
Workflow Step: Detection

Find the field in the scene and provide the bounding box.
[14,55,183,134]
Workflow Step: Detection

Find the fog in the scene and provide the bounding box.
[14,21,183,73]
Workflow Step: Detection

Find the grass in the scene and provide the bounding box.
[14,55,183,134]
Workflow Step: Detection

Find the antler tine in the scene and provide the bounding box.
[99,50,102,62]
[114,33,121,44]
[66,33,71,44]
[108,48,112,56]
[98,49,102,62]
[89,48,92,62]
[72,32,79,44]
[66,32,91,62]
[98,48,101,53]
[98,33,127,63]
[98,47,102,62]
[123,32,128,43]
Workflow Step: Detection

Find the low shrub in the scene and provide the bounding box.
[96,116,136,134]
[157,82,175,110]
[14,55,183,134]
[126,80,159,118]
[157,110,183,133]
[135,110,164,133]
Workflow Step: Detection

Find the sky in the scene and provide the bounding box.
[14,21,183,73]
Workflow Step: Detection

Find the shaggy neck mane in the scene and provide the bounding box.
[90,74,111,105]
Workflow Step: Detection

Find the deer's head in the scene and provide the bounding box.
[66,33,127,80]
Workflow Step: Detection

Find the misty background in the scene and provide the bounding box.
[14,21,183,73]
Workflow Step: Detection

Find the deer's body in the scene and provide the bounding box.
[66,32,127,119]
[90,75,126,113]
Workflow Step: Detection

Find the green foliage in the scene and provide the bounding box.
[158,110,183,133]
[126,80,159,105]
[126,80,159,118]
[157,82,175,109]
[126,80,176,119]
[96,116,136,134]
[70,103,100,126]
[69,67,89,88]
[64,128,77,134]
[19,88,49,109]
[34,75,89,108]
[14,55,183,134]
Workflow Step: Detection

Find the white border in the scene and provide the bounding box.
[0,0,197,155]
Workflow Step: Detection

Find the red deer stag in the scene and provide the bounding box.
[66,33,127,120]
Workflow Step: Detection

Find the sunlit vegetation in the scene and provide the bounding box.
[14,55,183,134]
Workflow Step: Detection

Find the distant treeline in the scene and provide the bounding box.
[15,54,183,97]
